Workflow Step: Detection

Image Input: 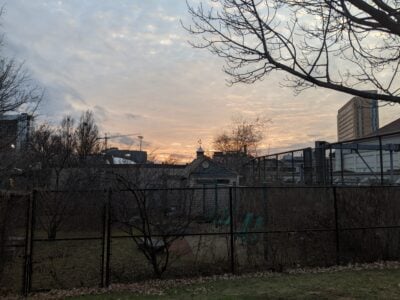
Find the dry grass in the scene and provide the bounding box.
[19,261,400,300]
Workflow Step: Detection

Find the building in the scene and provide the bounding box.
[103,148,148,164]
[184,146,239,187]
[337,95,379,141]
[333,117,400,184]
[368,117,400,137]
[0,113,33,151]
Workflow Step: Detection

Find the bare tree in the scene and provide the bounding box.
[28,117,77,239]
[162,154,180,165]
[0,9,42,148]
[185,0,400,102]
[56,116,77,185]
[112,168,195,278]
[213,133,233,153]
[146,148,160,164]
[75,110,100,160]
[28,124,59,187]
[0,11,42,186]
[214,115,269,156]
[0,54,42,115]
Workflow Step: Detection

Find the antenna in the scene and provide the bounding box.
[138,135,144,151]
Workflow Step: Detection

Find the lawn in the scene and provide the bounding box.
[68,267,400,300]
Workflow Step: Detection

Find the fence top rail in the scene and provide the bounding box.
[0,190,31,196]
[330,129,400,146]
[250,147,311,162]
[30,187,233,193]
[4,185,400,194]
[252,130,400,162]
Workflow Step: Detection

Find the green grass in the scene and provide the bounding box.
[1,231,232,293]
[69,268,400,300]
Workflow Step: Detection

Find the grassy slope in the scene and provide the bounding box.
[70,268,400,300]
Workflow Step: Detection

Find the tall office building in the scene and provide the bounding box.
[337,95,379,141]
[0,113,33,151]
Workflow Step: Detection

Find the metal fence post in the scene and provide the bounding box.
[340,143,344,185]
[214,183,218,218]
[22,193,31,296]
[202,184,206,217]
[333,187,340,265]
[101,189,112,287]
[291,151,295,183]
[379,136,384,185]
[262,185,268,261]
[263,157,266,182]
[100,191,106,287]
[105,188,112,287]
[23,190,36,296]
[329,146,333,186]
[229,187,235,274]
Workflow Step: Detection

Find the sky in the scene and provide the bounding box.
[2,0,400,162]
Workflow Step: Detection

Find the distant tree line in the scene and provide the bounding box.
[25,110,101,188]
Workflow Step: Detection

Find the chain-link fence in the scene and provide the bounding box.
[249,131,400,186]
[0,191,30,295]
[1,186,400,296]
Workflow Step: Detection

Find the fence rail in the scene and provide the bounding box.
[1,186,400,295]
[250,131,400,186]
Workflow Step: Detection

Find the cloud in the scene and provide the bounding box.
[2,0,399,162]
[92,105,110,122]
[114,135,136,146]
[125,113,140,120]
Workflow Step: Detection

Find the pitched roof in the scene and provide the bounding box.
[184,156,237,178]
[368,117,400,137]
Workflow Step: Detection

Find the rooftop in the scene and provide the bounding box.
[368,117,400,137]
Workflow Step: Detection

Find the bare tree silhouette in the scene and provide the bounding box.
[185,0,400,102]
[113,169,195,278]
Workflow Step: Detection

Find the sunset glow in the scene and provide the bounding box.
[3,0,400,162]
